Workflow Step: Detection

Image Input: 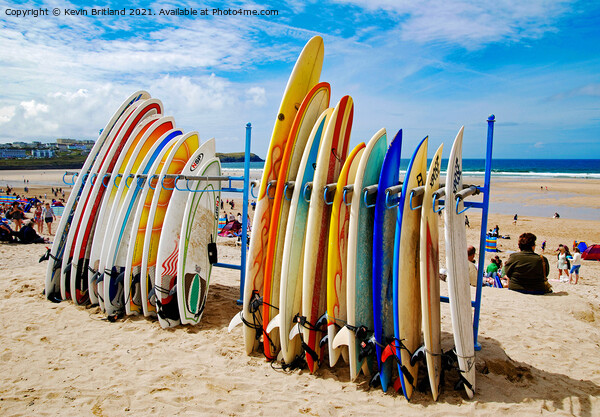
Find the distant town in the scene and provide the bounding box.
[0,139,94,160]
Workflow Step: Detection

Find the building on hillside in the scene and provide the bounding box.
[32,149,55,158]
[0,149,27,159]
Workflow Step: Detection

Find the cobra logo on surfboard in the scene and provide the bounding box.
[190,153,204,172]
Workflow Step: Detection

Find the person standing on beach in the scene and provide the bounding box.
[33,202,43,234]
[541,240,546,252]
[570,247,582,284]
[556,245,569,282]
[505,232,551,294]
[513,214,518,225]
[42,203,56,235]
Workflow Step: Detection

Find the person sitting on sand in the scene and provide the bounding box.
[0,219,14,242]
[486,256,502,278]
[468,245,478,286]
[505,232,551,295]
[13,221,46,244]
[569,247,582,284]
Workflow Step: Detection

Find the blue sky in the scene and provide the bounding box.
[0,0,599,159]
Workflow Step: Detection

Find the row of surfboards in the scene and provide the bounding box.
[228,36,476,401]
[44,91,221,329]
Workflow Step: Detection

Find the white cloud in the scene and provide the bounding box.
[246,86,267,106]
[334,0,574,49]
[21,100,49,118]
[534,141,544,148]
[0,106,16,124]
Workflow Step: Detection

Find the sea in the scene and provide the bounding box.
[222,159,600,179]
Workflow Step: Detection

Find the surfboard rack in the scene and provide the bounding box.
[303,182,313,202]
[342,184,354,206]
[323,183,337,205]
[408,186,425,210]
[283,181,295,201]
[363,184,378,208]
[62,123,255,305]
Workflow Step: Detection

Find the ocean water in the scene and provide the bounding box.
[223,159,600,179]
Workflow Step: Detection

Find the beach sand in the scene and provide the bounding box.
[1,174,599,415]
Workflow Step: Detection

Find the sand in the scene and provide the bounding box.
[1,174,599,416]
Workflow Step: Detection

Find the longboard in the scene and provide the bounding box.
[267,108,333,365]
[393,136,428,400]
[372,129,402,392]
[444,127,475,398]
[262,82,331,359]
[420,143,444,401]
[233,35,324,356]
[178,155,221,326]
[326,142,364,367]
[332,128,387,381]
[301,95,353,373]
[45,91,148,301]
[154,138,216,328]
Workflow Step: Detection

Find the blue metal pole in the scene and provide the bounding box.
[238,123,252,304]
[473,114,495,351]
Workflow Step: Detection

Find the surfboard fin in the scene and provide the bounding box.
[315,313,328,330]
[265,313,280,334]
[410,345,426,366]
[319,334,329,348]
[289,324,301,341]
[228,312,243,332]
[332,325,350,349]
[39,248,50,263]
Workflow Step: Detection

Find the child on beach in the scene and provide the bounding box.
[33,203,43,234]
[556,244,570,282]
[570,247,582,284]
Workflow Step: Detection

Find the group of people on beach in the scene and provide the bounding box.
[471,233,583,294]
[0,200,56,244]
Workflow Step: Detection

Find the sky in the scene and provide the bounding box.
[0,0,599,159]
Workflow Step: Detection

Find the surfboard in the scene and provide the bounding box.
[393,136,428,400]
[333,128,387,381]
[154,138,216,328]
[143,133,200,323]
[326,142,364,367]
[84,114,171,305]
[60,98,160,303]
[234,35,324,356]
[261,82,331,359]
[302,95,353,373]
[101,129,188,316]
[444,126,475,398]
[45,91,149,302]
[420,143,444,401]
[124,129,182,316]
[178,155,221,326]
[372,129,402,392]
[269,108,333,365]
[72,113,162,305]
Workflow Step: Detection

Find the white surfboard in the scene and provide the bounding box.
[154,138,216,328]
[177,155,221,326]
[444,126,475,398]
